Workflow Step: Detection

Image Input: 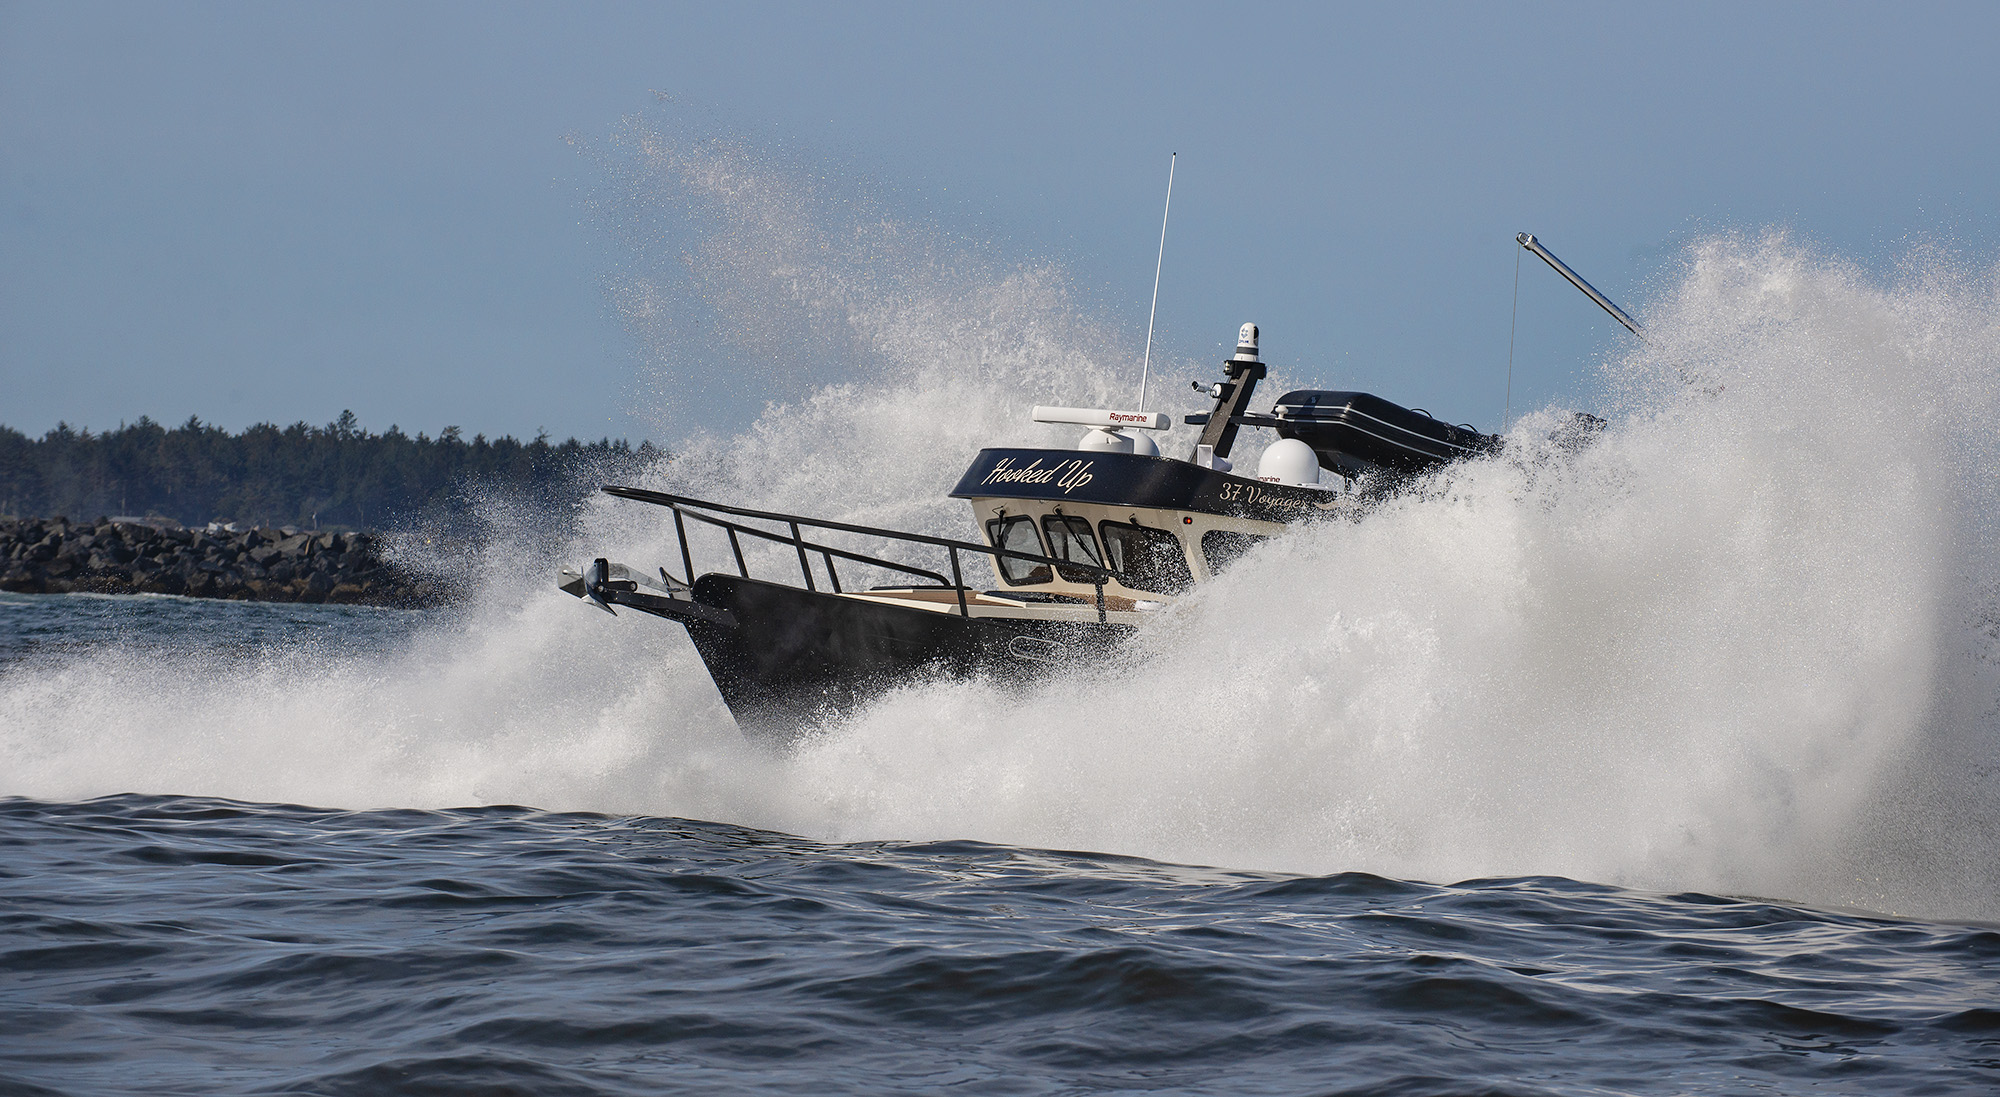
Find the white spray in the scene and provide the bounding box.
[4,128,1998,923]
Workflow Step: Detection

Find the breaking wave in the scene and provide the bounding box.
[5,124,2000,922]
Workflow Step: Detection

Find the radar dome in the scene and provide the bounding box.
[1079,428,1159,455]
[1078,427,1135,453]
[1256,437,1320,486]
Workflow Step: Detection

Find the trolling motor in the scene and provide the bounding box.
[558,557,734,625]
[557,557,648,615]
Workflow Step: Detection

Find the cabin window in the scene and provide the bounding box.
[1098,520,1192,594]
[1201,530,1268,574]
[1040,515,1104,583]
[986,516,1052,585]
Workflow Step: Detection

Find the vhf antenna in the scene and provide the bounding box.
[1137,152,1175,410]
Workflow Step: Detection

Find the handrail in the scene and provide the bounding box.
[602,484,1116,619]
[664,506,952,588]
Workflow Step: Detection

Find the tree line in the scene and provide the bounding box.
[0,412,659,530]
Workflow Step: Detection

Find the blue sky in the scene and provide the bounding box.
[3,2,1995,444]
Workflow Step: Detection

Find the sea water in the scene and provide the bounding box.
[5,132,2000,1092]
[4,781,1996,1096]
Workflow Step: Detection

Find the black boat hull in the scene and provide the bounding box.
[671,575,1130,740]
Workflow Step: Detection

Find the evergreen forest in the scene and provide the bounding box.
[0,412,658,530]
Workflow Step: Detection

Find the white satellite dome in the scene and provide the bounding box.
[1256,437,1320,486]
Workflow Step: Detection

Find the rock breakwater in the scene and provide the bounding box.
[0,517,439,606]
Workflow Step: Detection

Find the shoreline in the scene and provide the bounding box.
[0,517,444,608]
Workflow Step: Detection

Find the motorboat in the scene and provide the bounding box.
[561,323,1501,739]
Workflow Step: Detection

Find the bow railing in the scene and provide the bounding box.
[602,485,1112,622]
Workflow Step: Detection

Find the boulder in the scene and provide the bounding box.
[329,582,367,603]
[133,574,175,595]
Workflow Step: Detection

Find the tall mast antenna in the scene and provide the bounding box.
[1137,152,1175,410]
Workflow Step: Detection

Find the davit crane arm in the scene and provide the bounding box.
[1516,232,1645,341]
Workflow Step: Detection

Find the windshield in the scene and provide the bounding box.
[985,515,1052,585]
[1098,520,1192,595]
[1040,514,1104,584]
